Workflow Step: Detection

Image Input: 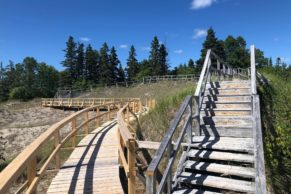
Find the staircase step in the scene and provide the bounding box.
[178,172,255,193]
[200,116,252,126]
[202,102,250,109]
[205,88,251,96]
[200,125,253,137]
[204,95,251,102]
[173,189,220,194]
[185,136,254,153]
[201,108,251,116]
[187,149,254,163]
[206,82,251,89]
[184,160,255,178]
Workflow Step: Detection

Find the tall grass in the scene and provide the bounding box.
[139,85,195,143]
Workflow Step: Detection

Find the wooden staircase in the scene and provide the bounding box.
[146,45,266,194]
[173,80,256,193]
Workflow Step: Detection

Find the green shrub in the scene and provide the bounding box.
[259,66,291,193]
[9,86,31,100]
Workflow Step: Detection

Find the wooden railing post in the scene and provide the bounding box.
[107,105,110,121]
[167,143,173,193]
[128,139,136,194]
[251,45,257,94]
[187,97,193,143]
[126,105,129,125]
[146,172,156,194]
[71,118,76,147]
[84,112,89,135]
[96,108,100,128]
[194,96,200,136]
[217,59,221,81]
[27,156,37,194]
[54,131,61,169]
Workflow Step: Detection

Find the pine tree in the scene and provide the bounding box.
[149,36,160,75]
[76,43,85,80]
[159,44,169,75]
[126,45,139,81]
[197,28,225,71]
[61,36,77,85]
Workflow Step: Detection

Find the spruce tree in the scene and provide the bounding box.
[159,44,169,75]
[149,36,160,75]
[99,43,110,84]
[85,44,98,82]
[109,47,120,82]
[126,45,139,81]
[61,36,77,85]
[76,43,85,80]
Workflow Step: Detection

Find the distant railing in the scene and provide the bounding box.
[0,99,140,194]
[143,74,198,83]
[42,97,140,108]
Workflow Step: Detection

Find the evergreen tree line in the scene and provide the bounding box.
[0,28,287,101]
[174,28,273,75]
[61,36,169,87]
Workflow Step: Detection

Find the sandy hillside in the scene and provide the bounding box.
[0,105,74,159]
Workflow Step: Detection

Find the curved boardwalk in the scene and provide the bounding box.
[47,120,124,194]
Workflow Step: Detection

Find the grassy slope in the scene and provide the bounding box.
[258,67,291,194]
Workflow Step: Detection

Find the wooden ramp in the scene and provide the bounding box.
[47,120,124,194]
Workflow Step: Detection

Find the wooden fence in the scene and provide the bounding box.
[42,98,140,108]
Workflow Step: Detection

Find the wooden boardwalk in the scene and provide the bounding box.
[47,120,124,194]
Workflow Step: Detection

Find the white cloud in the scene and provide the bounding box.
[174,49,183,54]
[191,0,217,10]
[79,37,91,42]
[141,46,150,51]
[193,29,207,39]
[119,44,128,49]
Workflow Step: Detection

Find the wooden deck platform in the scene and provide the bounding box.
[47,120,124,194]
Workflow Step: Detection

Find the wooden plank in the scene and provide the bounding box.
[187,149,254,163]
[179,172,255,193]
[184,160,255,178]
[184,136,254,153]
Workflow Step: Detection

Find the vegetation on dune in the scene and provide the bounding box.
[139,85,195,143]
[258,65,291,194]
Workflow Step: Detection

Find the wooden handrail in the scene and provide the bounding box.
[117,101,144,194]
[0,99,140,194]
[146,95,192,194]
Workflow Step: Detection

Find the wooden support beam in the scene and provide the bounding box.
[84,112,89,135]
[27,156,37,194]
[54,131,61,169]
[71,118,76,147]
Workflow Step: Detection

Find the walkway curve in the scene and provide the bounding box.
[47,120,124,194]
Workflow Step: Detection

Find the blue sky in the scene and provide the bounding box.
[0,0,291,70]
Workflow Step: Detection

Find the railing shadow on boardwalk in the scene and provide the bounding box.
[67,121,116,194]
